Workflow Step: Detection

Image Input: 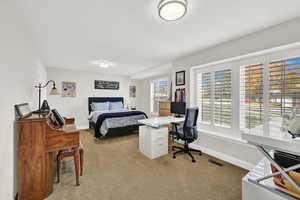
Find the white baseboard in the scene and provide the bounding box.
[189,143,255,170]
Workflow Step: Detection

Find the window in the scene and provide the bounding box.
[197,69,232,128]
[269,56,300,133]
[240,64,264,134]
[150,79,169,115]
[192,45,300,138]
[240,57,300,135]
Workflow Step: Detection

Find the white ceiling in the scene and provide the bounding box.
[18,0,300,76]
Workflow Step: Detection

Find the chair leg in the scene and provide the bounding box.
[172,142,201,163]
[187,151,196,163]
[79,149,84,176]
[173,149,184,158]
[190,148,202,156]
[57,154,61,183]
[172,146,183,150]
[73,148,80,186]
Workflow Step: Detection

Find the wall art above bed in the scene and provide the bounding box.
[95,80,119,90]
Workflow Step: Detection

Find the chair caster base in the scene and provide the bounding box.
[192,159,196,163]
[173,155,176,159]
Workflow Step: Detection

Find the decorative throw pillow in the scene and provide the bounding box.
[109,101,123,110]
[91,102,109,111]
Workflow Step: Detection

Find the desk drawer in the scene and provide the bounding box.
[151,127,168,142]
[151,136,168,158]
[46,132,79,152]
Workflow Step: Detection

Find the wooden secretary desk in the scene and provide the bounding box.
[17,114,80,200]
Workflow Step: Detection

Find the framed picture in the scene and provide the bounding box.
[15,103,32,119]
[95,80,119,90]
[129,86,136,97]
[176,70,185,86]
[62,82,76,97]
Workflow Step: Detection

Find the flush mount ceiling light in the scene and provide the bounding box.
[158,0,187,21]
[90,59,115,68]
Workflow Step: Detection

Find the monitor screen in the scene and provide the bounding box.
[171,102,186,115]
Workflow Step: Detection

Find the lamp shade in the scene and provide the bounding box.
[49,87,60,95]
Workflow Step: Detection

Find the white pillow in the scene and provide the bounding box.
[109,101,123,110]
[91,102,109,111]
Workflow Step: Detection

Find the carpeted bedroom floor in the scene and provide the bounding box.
[46,130,247,200]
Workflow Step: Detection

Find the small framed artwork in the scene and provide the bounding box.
[15,103,32,119]
[95,80,119,90]
[176,70,185,86]
[62,82,76,97]
[129,86,136,97]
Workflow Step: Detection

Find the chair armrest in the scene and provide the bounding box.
[64,117,75,125]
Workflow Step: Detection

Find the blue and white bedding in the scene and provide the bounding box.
[89,109,147,137]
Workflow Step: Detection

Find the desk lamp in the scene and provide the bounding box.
[34,80,60,114]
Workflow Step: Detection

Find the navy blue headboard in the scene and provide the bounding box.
[88,97,124,114]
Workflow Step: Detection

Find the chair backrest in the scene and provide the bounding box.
[183,107,199,140]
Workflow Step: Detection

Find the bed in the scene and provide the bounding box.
[88,97,147,138]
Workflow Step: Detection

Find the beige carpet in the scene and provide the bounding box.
[47,130,247,200]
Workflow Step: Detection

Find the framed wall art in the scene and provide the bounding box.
[129,86,136,97]
[95,80,120,90]
[62,82,76,97]
[176,70,185,86]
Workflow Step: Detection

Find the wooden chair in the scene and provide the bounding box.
[57,145,84,186]
[56,117,84,186]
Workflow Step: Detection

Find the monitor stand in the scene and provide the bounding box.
[174,114,183,118]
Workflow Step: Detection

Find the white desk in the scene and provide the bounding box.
[243,159,295,200]
[138,117,185,159]
[242,132,300,199]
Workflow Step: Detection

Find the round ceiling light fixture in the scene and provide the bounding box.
[158,0,187,21]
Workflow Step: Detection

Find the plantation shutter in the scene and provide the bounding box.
[197,72,212,124]
[269,56,300,133]
[240,64,264,134]
[214,69,232,128]
[197,69,232,127]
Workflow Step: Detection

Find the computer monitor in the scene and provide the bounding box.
[171,102,186,118]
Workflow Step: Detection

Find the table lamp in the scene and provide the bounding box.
[34,80,60,114]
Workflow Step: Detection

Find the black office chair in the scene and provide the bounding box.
[170,107,202,163]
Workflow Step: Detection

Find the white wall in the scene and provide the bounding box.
[174,17,300,68]
[170,17,300,169]
[0,1,47,199]
[47,68,138,129]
